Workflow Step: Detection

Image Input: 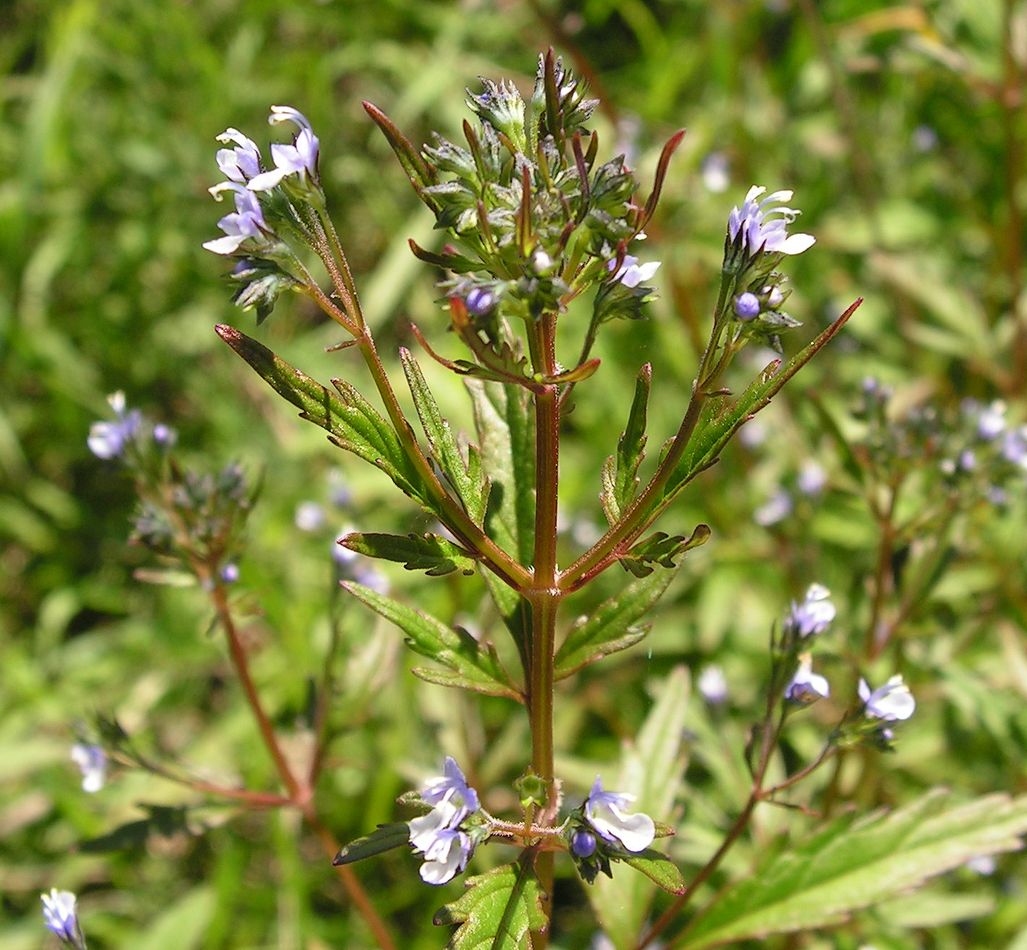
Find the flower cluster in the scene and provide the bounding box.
[570,777,656,884]
[780,584,835,707]
[41,889,85,949]
[87,392,175,464]
[408,757,482,885]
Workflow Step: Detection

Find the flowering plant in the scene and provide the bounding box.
[65,49,1027,950]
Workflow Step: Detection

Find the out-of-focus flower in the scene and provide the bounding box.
[247,106,320,192]
[797,459,827,497]
[754,487,792,526]
[203,183,269,255]
[975,401,1006,440]
[1002,427,1027,468]
[727,186,815,257]
[784,654,830,705]
[609,254,660,288]
[215,128,262,183]
[912,125,939,152]
[733,292,761,321]
[965,854,996,875]
[583,777,655,853]
[295,501,327,533]
[408,757,480,885]
[87,392,142,460]
[152,423,177,448]
[70,744,106,793]
[220,562,240,584]
[785,583,836,639]
[41,889,83,947]
[697,665,728,705]
[859,674,915,721]
[701,152,730,193]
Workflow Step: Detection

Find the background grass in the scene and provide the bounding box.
[2,0,1025,947]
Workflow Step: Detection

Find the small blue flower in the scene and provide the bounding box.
[41,889,82,947]
[87,392,142,460]
[583,777,655,853]
[859,675,915,721]
[465,288,496,317]
[203,183,269,256]
[571,829,597,858]
[784,654,830,705]
[733,292,761,321]
[215,128,262,184]
[247,106,320,192]
[295,501,327,533]
[220,562,240,584]
[408,757,480,885]
[728,186,815,257]
[697,665,728,705]
[70,743,107,793]
[785,583,836,638]
[152,423,177,448]
[608,254,660,289]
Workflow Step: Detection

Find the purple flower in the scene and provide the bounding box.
[797,460,827,497]
[859,674,915,721]
[215,128,262,183]
[785,583,836,638]
[733,292,761,320]
[701,151,730,193]
[203,183,268,255]
[754,487,792,526]
[697,665,728,705]
[295,502,326,533]
[41,889,81,946]
[609,254,660,288]
[220,562,240,584]
[784,654,830,705]
[976,401,1006,441]
[87,391,142,460]
[408,757,480,885]
[152,423,177,448]
[583,777,655,853]
[70,743,106,793]
[465,287,496,316]
[571,828,597,858]
[247,106,320,192]
[728,186,816,257]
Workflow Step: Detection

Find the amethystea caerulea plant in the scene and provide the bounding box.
[86,51,1027,950]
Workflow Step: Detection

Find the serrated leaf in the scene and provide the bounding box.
[663,300,860,503]
[601,364,652,524]
[401,349,491,526]
[466,379,536,564]
[590,667,690,948]
[622,849,687,895]
[342,580,521,701]
[678,790,1027,949]
[434,859,547,949]
[554,569,676,679]
[342,531,476,576]
[620,524,711,578]
[332,823,412,866]
[215,325,428,503]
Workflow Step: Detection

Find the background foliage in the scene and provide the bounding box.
[2,0,1025,947]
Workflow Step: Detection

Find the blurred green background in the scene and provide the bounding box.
[3,0,1026,947]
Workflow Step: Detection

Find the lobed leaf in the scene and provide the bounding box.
[554,569,677,679]
[400,349,491,525]
[332,823,412,866]
[678,790,1027,948]
[342,581,521,701]
[620,524,711,578]
[215,325,428,504]
[434,858,547,949]
[341,531,477,577]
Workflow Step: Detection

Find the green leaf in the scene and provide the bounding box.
[342,580,521,701]
[400,348,491,525]
[589,666,691,948]
[332,823,412,866]
[678,791,1027,949]
[622,849,687,895]
[620,524,711,578]
[664,299,860,502]
[341,531,476,576]
[601,364,652,524]
[466,379,536,564]
[554,569,677,679]
[215,325,428,503]
[434,858,547,949]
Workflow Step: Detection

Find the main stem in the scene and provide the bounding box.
[528,312,562,943]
